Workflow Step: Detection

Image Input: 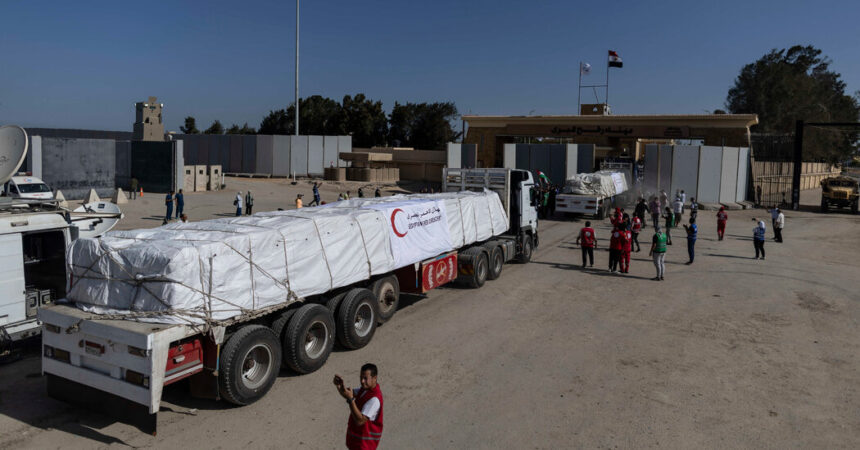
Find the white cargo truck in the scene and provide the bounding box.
[39,168,538,433]
[555,170,631,219]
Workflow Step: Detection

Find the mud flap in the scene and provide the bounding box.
[46,374,158,435]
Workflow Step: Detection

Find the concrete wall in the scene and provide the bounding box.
[256,135,274,175]
[720,146,739,203]
[670,145,699,201]
[273,135,291,176]
[338,136,352,167]
[502,143,516,169]
[290,135,309,176]
[736,147,750,202]
[40,137,116,199]
[308,135,324,176]
[242,135,256,173]
[565,144,578,179]
[658,145,673,194]
[576,144,595,174]
[697,146,723,203]
[643,144,660,195]
[323,136,339,170]
[131,141,174,194]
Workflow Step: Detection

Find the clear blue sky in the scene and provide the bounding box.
[1,0,858,132]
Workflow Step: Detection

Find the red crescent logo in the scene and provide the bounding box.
[391,208,407,237]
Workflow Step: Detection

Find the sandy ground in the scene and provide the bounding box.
[1,180,859,449]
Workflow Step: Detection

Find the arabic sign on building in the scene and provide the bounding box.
[366,200,453,268]
[506,125,692,139]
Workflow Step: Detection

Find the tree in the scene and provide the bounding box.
[389,101,461,150]
[340,94,388,147]
[726,45,860,161]
[226,123,257,134]
[299,95,342,135]
[180,116,199,134]
[204,120,224,135]
[259,109,291,135]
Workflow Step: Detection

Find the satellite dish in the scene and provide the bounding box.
[0,125,28,185]
[71,201,124,238]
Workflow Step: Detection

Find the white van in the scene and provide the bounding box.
[4,176,54,200]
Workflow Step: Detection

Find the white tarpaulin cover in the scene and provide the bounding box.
[67,190,508,325]
[563,171,629,197]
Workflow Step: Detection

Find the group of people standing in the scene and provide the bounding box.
[163,189,186,224]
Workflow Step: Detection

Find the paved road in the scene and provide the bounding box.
[1,195,859,448]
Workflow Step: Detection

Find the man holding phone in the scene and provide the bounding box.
[334,363,384,449]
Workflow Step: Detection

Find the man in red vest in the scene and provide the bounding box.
[576,221,598,268]
[334,364,384,449]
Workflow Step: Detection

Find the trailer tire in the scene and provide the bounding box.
[337,288,378,350]
[325,292,348,317]
[518,235,533,264]
[485,244,504,280]
[284,304,335,374]
[219,325,281,406]
[461,247,488,288]
[821,198,828,213]
[271,309,297,344]
[371,275,400,324]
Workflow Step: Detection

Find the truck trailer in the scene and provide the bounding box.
[39,168,538,433]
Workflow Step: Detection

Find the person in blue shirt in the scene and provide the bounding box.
[164,190,174,224]
[309,181,322,206]
[174,189,184,220]
[753,218,766,260]
[683,217,698,264]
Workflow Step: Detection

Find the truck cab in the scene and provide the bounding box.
[0,207,71,351]
[3,175,54,201]
[820,176,859,214]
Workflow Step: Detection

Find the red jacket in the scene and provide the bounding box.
[579,227,596,248]
[346,384,384,450]
[610,230,623,250]
[631,217,642,233]
[621,230,632,252]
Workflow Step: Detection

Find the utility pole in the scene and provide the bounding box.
[295,0,300,136]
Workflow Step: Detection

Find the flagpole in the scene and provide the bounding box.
[577,61,582,115]
[605,56,610,108]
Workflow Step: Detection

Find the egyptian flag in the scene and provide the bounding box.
[608,50,623,68]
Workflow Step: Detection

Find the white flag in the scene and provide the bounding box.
[580,62,592,75]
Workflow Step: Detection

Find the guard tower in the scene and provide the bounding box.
[133,96,164,141]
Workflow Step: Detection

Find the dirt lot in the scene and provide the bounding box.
[1,179,859,449]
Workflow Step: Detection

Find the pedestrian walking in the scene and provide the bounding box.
[245,191,254,215]
[358,187,364,198]
[660,190,669,209]
[610,207,622,228]
[375,187,381,197]
[649,196,661,228]
[634,197,649,229]
[620,225,632,273]
[234,191,243,216]
[716,207,728,240]
[680,190,687,213]
[663,207,674,245]
[309,182,322,207]
[295,193,303,209]
[755,185,762,207]
[774,208,785,243]
[334,364,384,450]
[689,197,698,221]
[631,215,642,252]
[576,221,597,268]
[338,193,345,201]
[164,190,174,223]
[344,190,351,200]
[683,217,698,264]
[649,226,667,281]
[609,225,623,273]
[672,197,683,227]
[130,176,138,200]
[753,218,766,259]
[175,189,184,219]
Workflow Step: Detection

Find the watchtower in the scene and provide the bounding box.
[133,96,164,141]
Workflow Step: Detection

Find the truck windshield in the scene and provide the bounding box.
[17,183,52,193]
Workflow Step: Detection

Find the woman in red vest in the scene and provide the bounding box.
[334,364,384,449]
[716,207,728,241]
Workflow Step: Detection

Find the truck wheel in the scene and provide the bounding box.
[271,308,297,343]
[371,275,400,324]
[325,292,348,316]
[219,325,281,405]
[852,200,858,215]
[518,235,533,264]
[485,245,504,280]
[463,247,490,288]
[284,304,335,374]
[337,288,378,350]
[821,198,828,212]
